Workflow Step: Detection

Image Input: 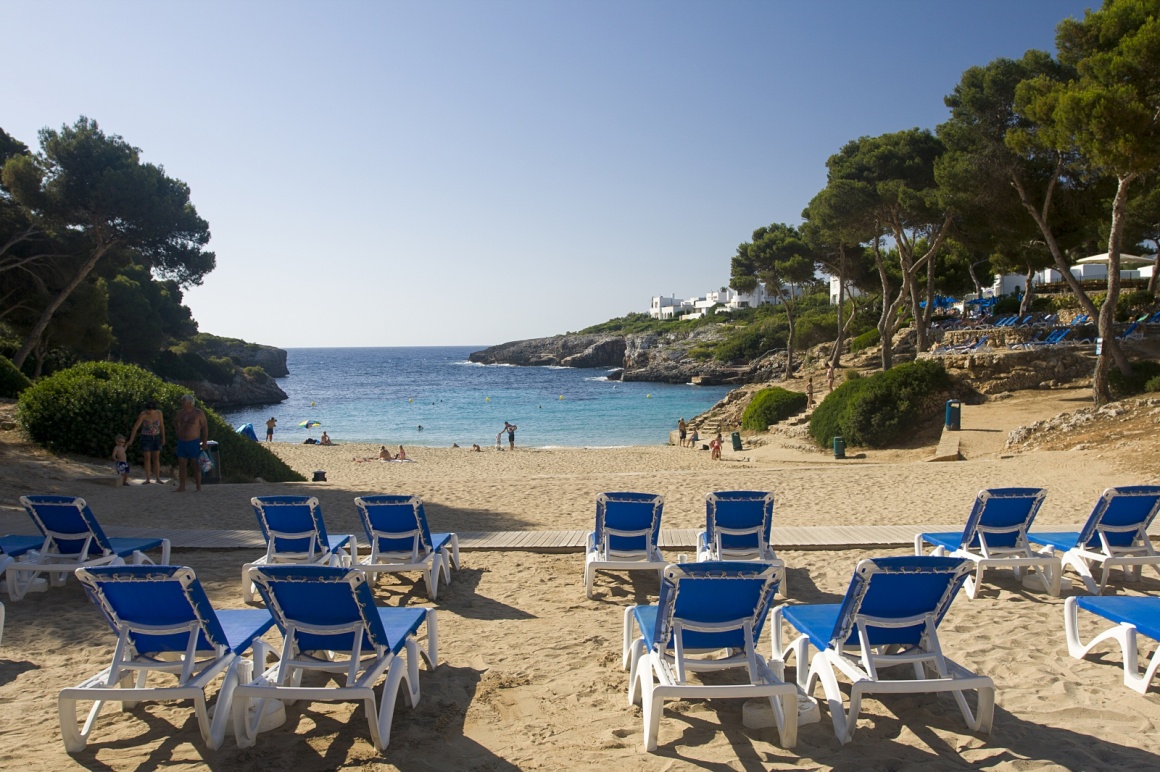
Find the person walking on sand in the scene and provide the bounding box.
[710,432,723,461]
[827,365,835,393]
[128,400,165,484]
[173,394,208,492]
[266,416,276,442]
[807,377,815,408]
[112,435,130,486]
[505,421,517,450]
[677,417,687,447]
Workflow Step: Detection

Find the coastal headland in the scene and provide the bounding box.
[2,386,1159,768]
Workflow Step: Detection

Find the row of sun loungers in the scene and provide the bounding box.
[1,485,1159,755]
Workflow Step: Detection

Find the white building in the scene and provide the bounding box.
[648,285,775,321]
[827,275,865,305]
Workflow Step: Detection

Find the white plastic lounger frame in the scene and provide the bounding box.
[234,565,438,751]
[10,496,171,601]
[354,495,460,600]
[60,566,275,752]
[1030,486,1160,595]
[623,561,797,752]
[584,492,666,599]
[243,496,356,602]
[697,491,785,595]
[1064,596,1160,694]
[773,556,994,744]
[915,488,1060,599]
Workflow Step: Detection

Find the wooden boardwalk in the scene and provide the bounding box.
[3,514,1156,553]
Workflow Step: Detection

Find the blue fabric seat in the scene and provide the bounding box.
[234,565,438,751]
[8,495,170,601]
[916,488,1058,598]
[772,556,994,744]
[355,494,460,600]
[1029,486,1160,594]
[243,495,357,602]
[622,561,797,752]
[59,565,274,753]
[584,492,665,599]
[1065,595,1160,694]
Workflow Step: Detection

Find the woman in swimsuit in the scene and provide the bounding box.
[128,400,165,483]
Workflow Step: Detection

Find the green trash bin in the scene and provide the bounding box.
[833,436,846,459]
[731,431,742,451]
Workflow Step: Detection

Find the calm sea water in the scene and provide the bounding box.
[218,347,731,448]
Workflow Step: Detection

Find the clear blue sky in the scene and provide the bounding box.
[5,1,1092,347]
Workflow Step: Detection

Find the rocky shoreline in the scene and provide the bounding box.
[468,329,772,385]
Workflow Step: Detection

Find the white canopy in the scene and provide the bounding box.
[1075,252,1153,266]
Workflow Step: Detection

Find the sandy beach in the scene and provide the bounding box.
[1,387,1159,770]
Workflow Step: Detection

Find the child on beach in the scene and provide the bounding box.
[710,433,723,461]
[495,431,504,451]
[689,427,699,448]
[112,435,130,486]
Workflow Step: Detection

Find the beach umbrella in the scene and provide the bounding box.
[298,419,322,428]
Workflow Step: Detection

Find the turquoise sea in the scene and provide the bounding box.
[218,347,731,448]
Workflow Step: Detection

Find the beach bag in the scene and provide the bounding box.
[198,450,214,474]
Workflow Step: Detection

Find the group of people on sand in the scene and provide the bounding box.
[117,395,210,492]
[676,418,700,449]
[353,445,410,463]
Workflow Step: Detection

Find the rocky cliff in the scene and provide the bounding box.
[469,327,755,384]
[185,334,289,377]
[181,371,289,409]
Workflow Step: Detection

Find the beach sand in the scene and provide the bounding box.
[1,387,1159,769]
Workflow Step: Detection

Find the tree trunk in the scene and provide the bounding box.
[1019,264,1035,316]
[872,237,896,370]
[923,257,937,332]
[784,306,796,381]
[11,243,110,370]
[967,261,985,299]
[1093,174,1137,406]
[1010,172,1133,381]
[1149,246,1159,295]
[830,246,846,368]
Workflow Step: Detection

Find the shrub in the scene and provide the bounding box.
[17,361,303,482]
[741,387,809,431]
[849,328,880,353]
[1145,375,1160,393]
[243,365,270,384]
[151,350,237,385]
[1108,360,1160,399]
[0,356,32,398]
[992,295,1021,314]
[808,359,952,448]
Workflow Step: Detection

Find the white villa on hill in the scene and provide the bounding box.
[648,286,771,320]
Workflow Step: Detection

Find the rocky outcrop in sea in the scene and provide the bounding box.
[185,334,290,377]
[181,370,288,409]
[468,328,758,384]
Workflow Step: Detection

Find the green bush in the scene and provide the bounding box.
[17,361,303,482]
[1108,360,1160,399]
[151,350,237,385]
[0,356,32,398]
[992,295,1021,314]
[849,328,880,352]
[1145,375,1160,393]
[741,387,809,431]
[243,365,270,384]
[808,359,951,448]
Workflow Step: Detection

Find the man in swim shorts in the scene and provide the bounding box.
[174,394,209,492]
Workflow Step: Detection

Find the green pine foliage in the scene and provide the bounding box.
[741,387,809,431]
[0,355,32,398]
[808,359,951,448]
[17,361,303,482]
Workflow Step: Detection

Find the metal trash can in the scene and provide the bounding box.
[312,470,327,482]
[945,400,962,431]
[202,440,222,484]
[833,436,846,459]
[731,431,742,451]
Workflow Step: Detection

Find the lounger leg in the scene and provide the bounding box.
[627,639,647,705]
[1064,553,1100,595]
[58,694,111,753]
[403,638,422,707]
[205,660,239,750]
[0,601,4,648]
[242,565,255,604]
[584,560,596,600]
[622,607,637,670]
[421,610,439,670]
[424,565,439,601]
[809,654,857,743]
[440,551,452,584]
[449,535,460,570]
[639,666,664,752]
[374,658,412,751]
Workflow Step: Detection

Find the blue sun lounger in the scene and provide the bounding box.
[59,565,275,752]
[354,494,460,600]
[234,565,438,751]
[697,491,785,593]
[772,556,994,744]
[9,495,170,601]
[915,488,1059,598]
[1029,486,1160,595]
[244,496,356,602]
[622,561,798,752]
[1065,596,1160,694]
[584,492,666,599]
[0,536,42,644]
